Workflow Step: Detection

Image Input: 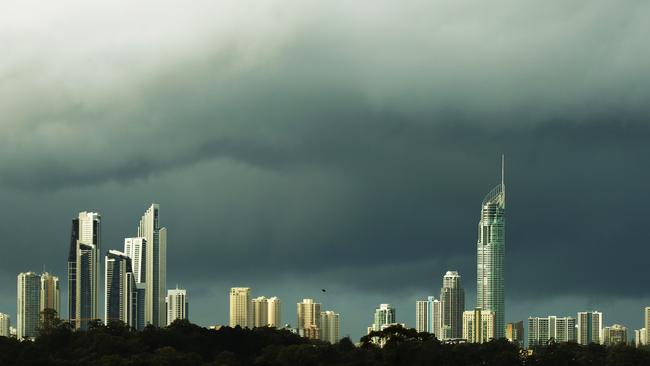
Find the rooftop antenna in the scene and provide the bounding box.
[501,154,506,207]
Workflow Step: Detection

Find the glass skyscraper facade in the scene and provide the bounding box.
[476,157,505,339]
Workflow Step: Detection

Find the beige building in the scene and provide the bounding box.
[645,307,650,347]
[320,311,340,344]
[462,308,495,343]
[40,273,60,316]
[635,328,646,347]
[268,297,281,327]
[603,324,627,346]
[577,311,602,345]
[0,313,10,337]
[229,287,252,328]
[252,296,268,327]
[297,299,321,340]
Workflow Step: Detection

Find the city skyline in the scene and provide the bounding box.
[1,0,650,344]
[1,178,650,344]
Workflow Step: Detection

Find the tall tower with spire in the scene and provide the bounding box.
[476,155,506,339]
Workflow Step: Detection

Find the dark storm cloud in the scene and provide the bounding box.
[1,0,650,338]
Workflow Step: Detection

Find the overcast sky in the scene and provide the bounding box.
[2,0,650,340]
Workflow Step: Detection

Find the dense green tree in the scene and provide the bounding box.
[0,321,648,366]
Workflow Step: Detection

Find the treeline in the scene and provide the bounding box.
[1,321,649,366]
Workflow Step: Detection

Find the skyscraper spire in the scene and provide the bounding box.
[501,154,505,207]
[501,154,504,187]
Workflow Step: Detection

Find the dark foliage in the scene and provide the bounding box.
[1,320,649,366]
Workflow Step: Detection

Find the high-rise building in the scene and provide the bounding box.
[416,296,442,337]
[0,313,10,337]
[67,212,101,329]
[528,316,576,347]
[76,243,98,330]
[252,296,268,328]
[441,271,465,339]
[229,287,252,328]
[17,272,41,340]
[506,321,524,346]
[577,311,603,345]
[372,304,396,332]
[476,157,506,339]
[603,324,627,346]
[105,250,138,327]
[138,204,167,327]
[40,272,60,316]
[268,297,281,328]
[645,307,650,348]
[166,287,188,325]
[320,310,340,344]
[124,237,147,330]
[635,328,646,347]
[463,308,495,343]
[415,299,429,333]
[124,237,146,283]
[297,298,321,339]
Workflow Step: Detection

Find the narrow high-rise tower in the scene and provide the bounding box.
[138,204,167,327]
[105,250,138,327]
[17,272,41,340]
[166,287,188,325]
[230,287,252,328]
[297,299,322,339]
[476,156,506,339]
[267,297,281,327]
[40,272,60,316]
[67,212,101,328]
[441,271,464,339]
[124,237,147,330]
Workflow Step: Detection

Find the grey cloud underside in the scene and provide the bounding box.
[1,0,650,339]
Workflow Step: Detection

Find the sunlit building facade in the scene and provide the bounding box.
[230,287,252,328]
[577,311,603,345]
[476,157,506,339]
[528,316,576,347]
[441,271,464,339]
[463,308,495,343]
[320,310,340,344]
[138,204,167,327]
[17,272,41,340]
